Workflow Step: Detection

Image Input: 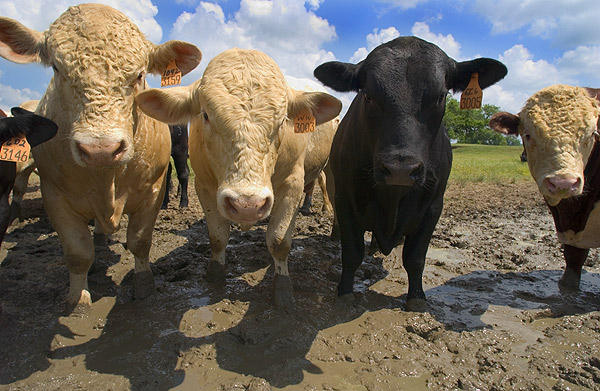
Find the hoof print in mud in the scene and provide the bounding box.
[206,261,227,282]
[273,274,295,308]
[133,271,157,300]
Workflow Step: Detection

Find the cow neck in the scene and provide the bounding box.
[547,133,600,233]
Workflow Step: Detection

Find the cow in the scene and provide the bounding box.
[0,107,57,248]
[0,3,202,314]
[135,48,341,307]
[299,170,333,216]
[9,100,41,224]
[162,123,190,209]
[489,85,600,292]
[313,36,508,311]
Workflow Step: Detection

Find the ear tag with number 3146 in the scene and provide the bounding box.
[1,136,30,163]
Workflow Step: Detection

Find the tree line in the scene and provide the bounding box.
[443,95,521,145]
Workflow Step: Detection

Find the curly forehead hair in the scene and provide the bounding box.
[43,4,151,82]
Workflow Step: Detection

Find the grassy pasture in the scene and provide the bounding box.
[449,144,532,184]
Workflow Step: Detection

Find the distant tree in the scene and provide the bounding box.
[443,95,519,145]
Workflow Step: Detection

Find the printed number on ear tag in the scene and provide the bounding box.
[0,136,30,162]
[460,73,483,110]
[161,60,182,87]
[294,110,316,133]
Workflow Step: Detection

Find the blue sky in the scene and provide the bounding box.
[1,0,599,114]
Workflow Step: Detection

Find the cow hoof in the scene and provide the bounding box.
[299,207,311,216]
[406,297,428,313]
[133,271,156,300]
[273,274,295,308]
[206,261,227,282]
[65,290,92,317]
[334,292,355,307]
[558,268,581,293]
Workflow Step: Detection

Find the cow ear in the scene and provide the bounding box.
[11,108,58,147]
[0,17,44,64]
[148,40,202,76]
[135,85,196,124]
[489,112,520,135]
[289,91,342,126]
[452,58,508,92]
[314,61,361,93]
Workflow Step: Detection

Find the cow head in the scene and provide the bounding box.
[135,49,341,225]
[490,85,600,206]
[314,36,507,187]
[0,4,201,167]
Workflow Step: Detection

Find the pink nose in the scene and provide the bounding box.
[224,195,272,223]
[544,176,581,195]
[76,140,126,166]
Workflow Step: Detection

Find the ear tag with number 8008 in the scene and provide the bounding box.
[1,136,30,163]
[460,73,483,110]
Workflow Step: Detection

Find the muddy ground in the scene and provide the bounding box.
[1,173,600,391]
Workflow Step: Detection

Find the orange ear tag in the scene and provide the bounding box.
[0,136,30,163]
[460,73,483,110]
[161,60,182,87]
[294,110,316,133]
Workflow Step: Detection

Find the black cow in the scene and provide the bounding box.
[162,123,190,209]
[314,36,507,311]
[0,107,57,248]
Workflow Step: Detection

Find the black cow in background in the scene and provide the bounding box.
[314,36,507,311]
[162,123,190,209]
[0,107,57,248]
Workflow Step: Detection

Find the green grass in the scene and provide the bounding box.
[449,144,532,185]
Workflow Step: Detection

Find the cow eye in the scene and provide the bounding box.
[363,93,372,104]
[437,93,446,105]
[203,112,209,123]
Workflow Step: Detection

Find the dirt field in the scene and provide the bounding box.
[1,175,599,391]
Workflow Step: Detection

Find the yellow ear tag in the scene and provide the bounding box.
[161,60,182,87]
[460,73,483,110]
[294,110,316,133]
[1,136,30,163]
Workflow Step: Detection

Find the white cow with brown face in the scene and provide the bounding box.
[490,84,600,291]
[0,4,202,314]
[136,48,341,307]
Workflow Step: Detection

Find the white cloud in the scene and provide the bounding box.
[349,27,400,62]
[0,83,42,114]
[374,0,429,10]
[411,22,461,59]
[0,0,163,42]
[168,0,337,82]
[556,45,600,85]
[473,0,600,47]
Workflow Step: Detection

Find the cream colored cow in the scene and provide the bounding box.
[136,48,341,307]
[490,85,600,291]
[0,4,202,314]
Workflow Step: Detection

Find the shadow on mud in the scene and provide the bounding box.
[426,268,600,331]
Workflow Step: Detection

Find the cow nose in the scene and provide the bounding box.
[76,139,127,166]
[544,176,581,195]
[376,161,424,186]
[224,194,272,223]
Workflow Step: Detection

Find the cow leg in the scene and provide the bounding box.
[317,170,333,214]
[161,162,173,209]
[402,212,440,312]
[267,173,305,308]
[9,160,34,224]
[559,245,589,292]
[53,212,95,314]
[299,180,315,216]
[173,152,189,209]
[93,219,108,247]
[197,187,230,281]
[0,179,13,248]
[336,194,365,299]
